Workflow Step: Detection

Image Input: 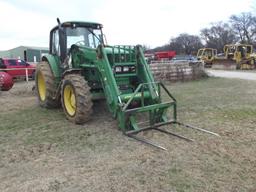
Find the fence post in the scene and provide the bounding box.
[25,68,28,82]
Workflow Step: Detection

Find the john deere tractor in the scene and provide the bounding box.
[36,19,218,150]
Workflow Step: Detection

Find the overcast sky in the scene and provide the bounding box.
[0,0,255,50]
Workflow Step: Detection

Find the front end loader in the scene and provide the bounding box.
[35,19,219,150]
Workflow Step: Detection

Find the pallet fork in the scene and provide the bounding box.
[119,82,220,150]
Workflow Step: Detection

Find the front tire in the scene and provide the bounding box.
[35,61,60,108]
[61,74,92,124]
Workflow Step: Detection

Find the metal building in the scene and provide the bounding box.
[0,46,49,63]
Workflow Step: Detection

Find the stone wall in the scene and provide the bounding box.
[150,61,206,82]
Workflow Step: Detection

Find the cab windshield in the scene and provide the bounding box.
[66,27,103,49]
[197,49,203,57]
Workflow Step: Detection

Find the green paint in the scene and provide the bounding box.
[42,54,61,78]
[40,21,178,132]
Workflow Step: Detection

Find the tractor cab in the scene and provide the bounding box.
[197,48,217,67]
[49,21,104,62]
[197,48,217,60]
[224,44,253,60]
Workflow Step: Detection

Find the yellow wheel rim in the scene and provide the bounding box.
[64,85,76,116]
[37,71,46,101]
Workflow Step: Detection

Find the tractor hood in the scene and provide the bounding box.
[70,44,137,66]
[103,45,136,54]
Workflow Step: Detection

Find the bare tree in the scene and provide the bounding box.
[151,11,256,53]
[152,44,172,52]
[200,22,237,52]
[169,33,203,54]
[230,12,256,44]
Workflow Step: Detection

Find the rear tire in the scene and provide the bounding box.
[35,61,60,108]
[61,74,92,124]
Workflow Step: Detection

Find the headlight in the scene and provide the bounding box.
[114,66,136,73]
[123,66,129,72]
[115,67,122,73]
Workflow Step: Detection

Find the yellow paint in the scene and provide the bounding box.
[37,71,46,101]
[63,85,76,116]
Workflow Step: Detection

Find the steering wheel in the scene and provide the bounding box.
[75,40,85,46]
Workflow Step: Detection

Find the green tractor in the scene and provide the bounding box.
[36,19,218,150]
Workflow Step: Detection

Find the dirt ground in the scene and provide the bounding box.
[0,79,256,192]
[0,81,36,113]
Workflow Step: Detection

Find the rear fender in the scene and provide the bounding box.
[42,54,61,78]
[41,54,62,99]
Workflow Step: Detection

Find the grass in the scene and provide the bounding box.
[0,77,256,192]
[165,78,256,192]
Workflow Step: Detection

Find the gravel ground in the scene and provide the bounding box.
[207,69,256,81]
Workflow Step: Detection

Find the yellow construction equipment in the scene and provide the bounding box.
[212,44,255,70]
[197,48,217,68]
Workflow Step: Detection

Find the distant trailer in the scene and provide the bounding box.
[154,51,176,61]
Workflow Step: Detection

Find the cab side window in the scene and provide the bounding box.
[88,33,95,48]
[52,30,60,56]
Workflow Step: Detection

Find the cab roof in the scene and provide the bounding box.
[50,21,103,32]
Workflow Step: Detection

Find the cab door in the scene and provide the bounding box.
[17,59,28,76]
